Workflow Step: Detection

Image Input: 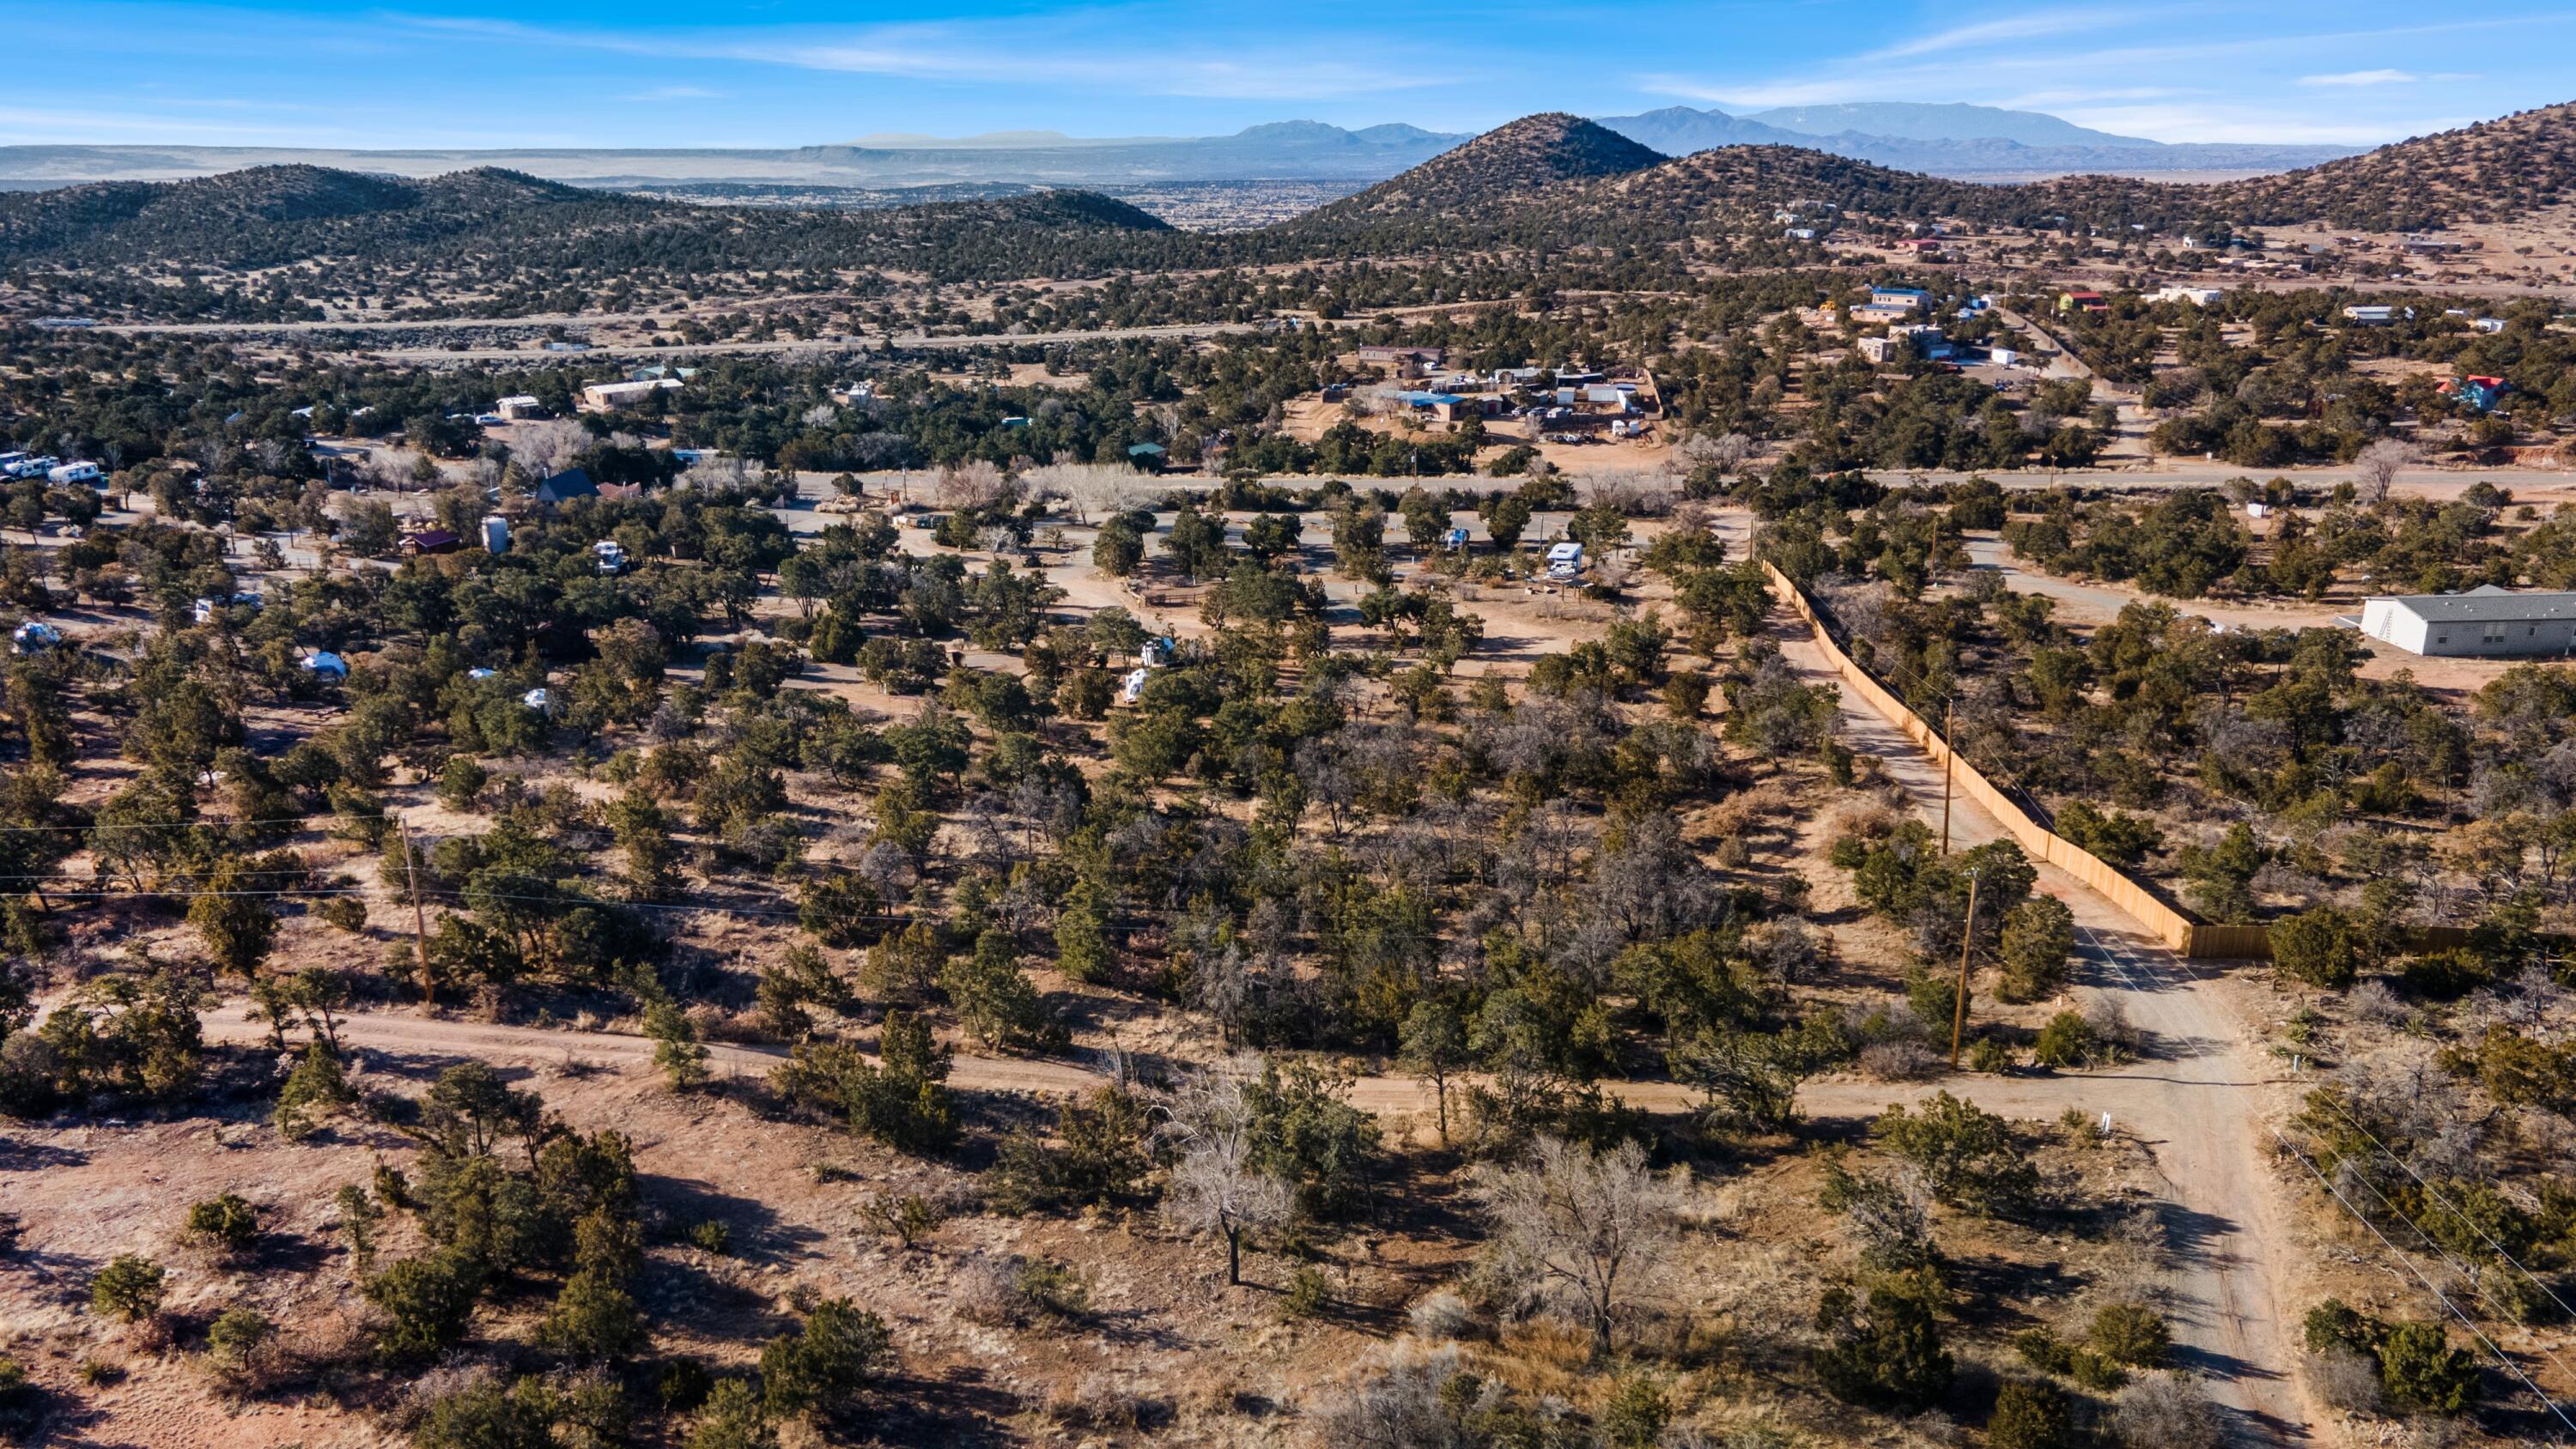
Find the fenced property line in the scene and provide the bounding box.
[1761,563,2505,960]
[1763,561,2270,960]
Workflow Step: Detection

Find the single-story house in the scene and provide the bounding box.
[1127,442,1168,471]
[2357,586,2576,657]
[535,469,598,506]
[580,379,682,412]
[2340,305,2411,326]
[2057,290,2108,314]
[1868,287,1931,311]
[496,395,546,420]
[1356,344,1446,378]
[401,529,463,557]
[2439,375,2509,413]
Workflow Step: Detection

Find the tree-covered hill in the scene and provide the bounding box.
[0,167,1171,280]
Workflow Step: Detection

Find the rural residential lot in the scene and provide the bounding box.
[3,76,2576,1449]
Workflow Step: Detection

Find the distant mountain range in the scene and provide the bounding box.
[1593,103,2358,177]
[0,104,2360,196]
[5,101,2567,293]
[0,123,1477,191]
[1286,103,2576,241]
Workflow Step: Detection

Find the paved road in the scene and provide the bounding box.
[93,314,1273,362]
[96,309,682,336]
[362,321,1267,363]
[1862,461,2567,493]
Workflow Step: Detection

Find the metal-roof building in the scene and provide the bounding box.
[2357,586,2576,657]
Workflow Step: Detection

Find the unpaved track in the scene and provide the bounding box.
[194,591,2315,1442]
[1769,609,2315,1444]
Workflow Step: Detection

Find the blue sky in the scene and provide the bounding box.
[5,1,2573,149]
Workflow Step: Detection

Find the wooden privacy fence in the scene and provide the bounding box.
[1761,562,2267,961]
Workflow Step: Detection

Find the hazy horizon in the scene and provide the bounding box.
[2,1,2567,151]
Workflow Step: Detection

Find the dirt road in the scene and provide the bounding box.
[201,923,2316,1443]
[1769,610,2315,1443]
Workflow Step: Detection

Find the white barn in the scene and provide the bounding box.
[2358,586,2576,657]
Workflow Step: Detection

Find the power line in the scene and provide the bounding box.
[2295,1074,2576,1330]
[2075,925,2573,1435]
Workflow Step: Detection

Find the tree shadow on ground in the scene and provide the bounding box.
[641,1169,829,1270]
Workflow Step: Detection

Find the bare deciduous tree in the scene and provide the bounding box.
[935,458,1010,511]
[1472,1136,1686,1360]
[1157,1063,1290,1287]
[2112,1373,2222,1449]
[1024,459,1144,524]
[1310,1345,1478,1449]
[508,418,593,477]
[2353,438,2414,505]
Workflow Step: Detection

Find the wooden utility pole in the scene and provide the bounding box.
[401,823,432,1006]
[1940,701,1955,855]
[1950,870,1979,1067]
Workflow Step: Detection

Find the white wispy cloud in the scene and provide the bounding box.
[1862,7,2138,61]
[623,85,726,101]
[400,15,1461,101]
[2049,102,2475,145]
[1991,87,2182,109]
[2299,69,2420,87]
[1633,74,1878,109]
